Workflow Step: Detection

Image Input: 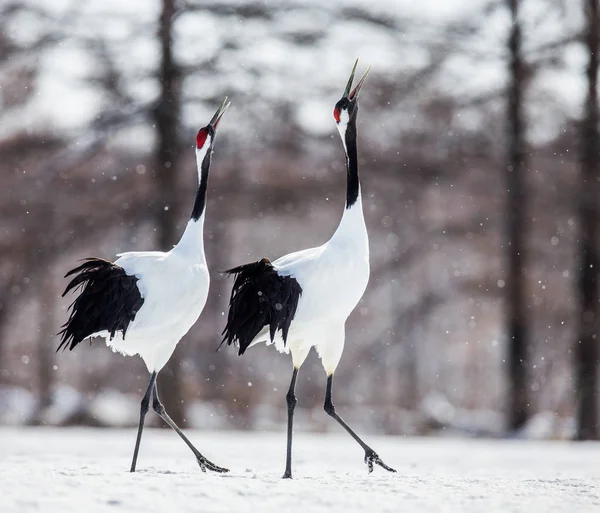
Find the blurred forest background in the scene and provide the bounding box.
[1,0,599,440]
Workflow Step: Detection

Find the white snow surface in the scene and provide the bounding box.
[2,427,600,513]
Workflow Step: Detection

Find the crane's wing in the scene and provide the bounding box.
[221,258,302,355]
[57,258,144,351]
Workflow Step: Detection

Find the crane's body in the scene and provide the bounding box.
[222,62,395,478]
[102,226,209,373]
[59,99,230,474]
[247,195,369,373]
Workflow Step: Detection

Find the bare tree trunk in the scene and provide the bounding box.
[38,206,57,415]
[0,296,8,385]
[199,203,231,400]
[154,0,185,426]
[575,0,600,441]
[36,275,56,416]
[506,0,529,431]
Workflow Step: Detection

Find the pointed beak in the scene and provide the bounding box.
[343,59,359,98]
[343,59,370,101]
[209,96,231,130]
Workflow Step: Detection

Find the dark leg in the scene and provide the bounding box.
[324,374,396,473]
[130,372,157,472]
[152,381,229,473]
[283,367,299,479]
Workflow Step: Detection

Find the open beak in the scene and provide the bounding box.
[209,96,231,130]
[343,59,370,101]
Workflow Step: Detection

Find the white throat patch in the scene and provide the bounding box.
[335,109,350,153]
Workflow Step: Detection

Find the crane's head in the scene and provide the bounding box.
[196,97,231,154]
[333,59,370,131]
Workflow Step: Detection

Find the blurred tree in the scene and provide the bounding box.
[34,270,56,420]
[0,0,62,386]
[154,0,186,427]
[0,0,588,435]
[506,0,530,431]
[575,0,599,441]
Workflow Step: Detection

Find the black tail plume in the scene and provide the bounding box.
[58,258,144,351]
[221,258,302,355]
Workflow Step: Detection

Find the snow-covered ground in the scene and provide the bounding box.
[1,428,599,513]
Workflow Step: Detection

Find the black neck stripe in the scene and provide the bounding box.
[344,120,359,209]
[191,148,211,221]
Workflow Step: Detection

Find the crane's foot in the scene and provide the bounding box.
[364,449,396,474]
[197,456,229,473]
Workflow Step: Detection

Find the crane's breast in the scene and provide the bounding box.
[125,257,210,339]
[288,248,369,323]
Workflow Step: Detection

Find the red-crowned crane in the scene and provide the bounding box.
[221,62,396,478]
[58,99,231,474]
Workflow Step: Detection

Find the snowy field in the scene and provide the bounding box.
[2,427,600,513]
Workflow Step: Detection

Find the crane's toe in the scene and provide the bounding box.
[364,449,396,474]
[197,456,229,473]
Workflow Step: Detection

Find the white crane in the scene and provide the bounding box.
[221,62,395,478]
[59,99,231,474]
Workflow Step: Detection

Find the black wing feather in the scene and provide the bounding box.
[57,258,144,351]
[221,258,302,355]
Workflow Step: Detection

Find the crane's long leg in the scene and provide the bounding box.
[130,372,157,472]
[283,367,299,479]
[151,380,229,473]
[324,374,396,473]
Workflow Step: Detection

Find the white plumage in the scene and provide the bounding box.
[103,225,209,372]
[252,193,369,374]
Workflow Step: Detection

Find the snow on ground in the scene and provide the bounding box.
[2,427,600,513]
